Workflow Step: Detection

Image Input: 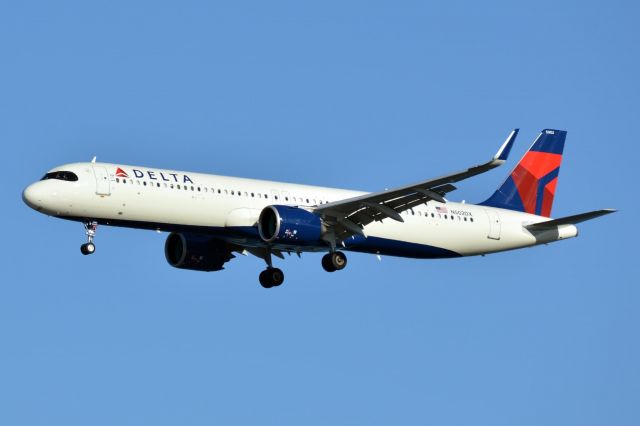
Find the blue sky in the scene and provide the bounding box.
[1,1,638,424]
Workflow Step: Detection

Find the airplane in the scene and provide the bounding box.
[22,129,615,288]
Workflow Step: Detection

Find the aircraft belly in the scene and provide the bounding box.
[358,207,536,258]
[74,187,538,259]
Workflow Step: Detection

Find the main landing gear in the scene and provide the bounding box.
[259,267,284,288]
[257,249,348,288]
[322,251,347,272]
[80,220,98,255]
[259,249,284,289]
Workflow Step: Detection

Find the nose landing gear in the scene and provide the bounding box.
[80,220,98,255]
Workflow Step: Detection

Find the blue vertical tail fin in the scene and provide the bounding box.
[480,129,567,217]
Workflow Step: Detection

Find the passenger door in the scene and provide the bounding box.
[484,208,501,240]
[92,166,111,196]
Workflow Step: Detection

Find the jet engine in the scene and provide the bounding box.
[258,205,324,245]
[164,232,234,271]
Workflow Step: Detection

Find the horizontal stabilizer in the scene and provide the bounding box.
[526,209,616,230]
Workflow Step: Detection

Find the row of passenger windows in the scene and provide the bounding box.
[399,209,475,222]
[114,177,328,204]
[113,177,475,221]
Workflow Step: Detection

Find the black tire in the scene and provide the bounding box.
[330,251,347,270]
[259,270,273,288]
[80,243,95,255]
[269,268,284,286]
[322,254,337,272]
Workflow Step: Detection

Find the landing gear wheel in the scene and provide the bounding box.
[259,270,272,288]
[81,220,98,256]
[259,268,285,288]
[269,268,284,286]
[322,254,337,272]
[80,242,95,255]
[330,251,347,270]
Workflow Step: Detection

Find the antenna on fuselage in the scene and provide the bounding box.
[91,156,97,163]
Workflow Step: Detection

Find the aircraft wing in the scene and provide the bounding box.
[314,129,519,240]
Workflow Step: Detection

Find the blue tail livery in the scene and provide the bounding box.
[481,129,566,217]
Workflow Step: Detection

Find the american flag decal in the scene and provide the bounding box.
[436,205,448,214]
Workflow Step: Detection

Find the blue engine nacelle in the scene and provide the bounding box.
[258,205,323,245]
[165,233,234,271]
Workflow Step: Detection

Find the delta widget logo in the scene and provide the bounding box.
[115,168,129,178]
[114,167,194,184]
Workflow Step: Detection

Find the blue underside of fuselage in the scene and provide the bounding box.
[58,216,461,259]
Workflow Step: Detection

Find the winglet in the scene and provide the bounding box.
[493,129,519,162]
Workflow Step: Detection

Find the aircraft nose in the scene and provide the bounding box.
[22,182,44,211]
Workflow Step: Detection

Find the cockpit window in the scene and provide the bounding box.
[41,171,78,182]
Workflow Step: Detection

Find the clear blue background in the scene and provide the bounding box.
[1,1,637,425]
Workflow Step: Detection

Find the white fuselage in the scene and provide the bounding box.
[23,162,577,258]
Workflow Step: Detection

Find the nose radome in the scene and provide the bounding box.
[22,183,43,210]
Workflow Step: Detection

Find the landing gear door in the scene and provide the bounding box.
[484,208,501,240]
[92,166,111,196]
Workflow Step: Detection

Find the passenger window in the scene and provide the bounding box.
[470,218,474,222]
[143,181,147,186]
